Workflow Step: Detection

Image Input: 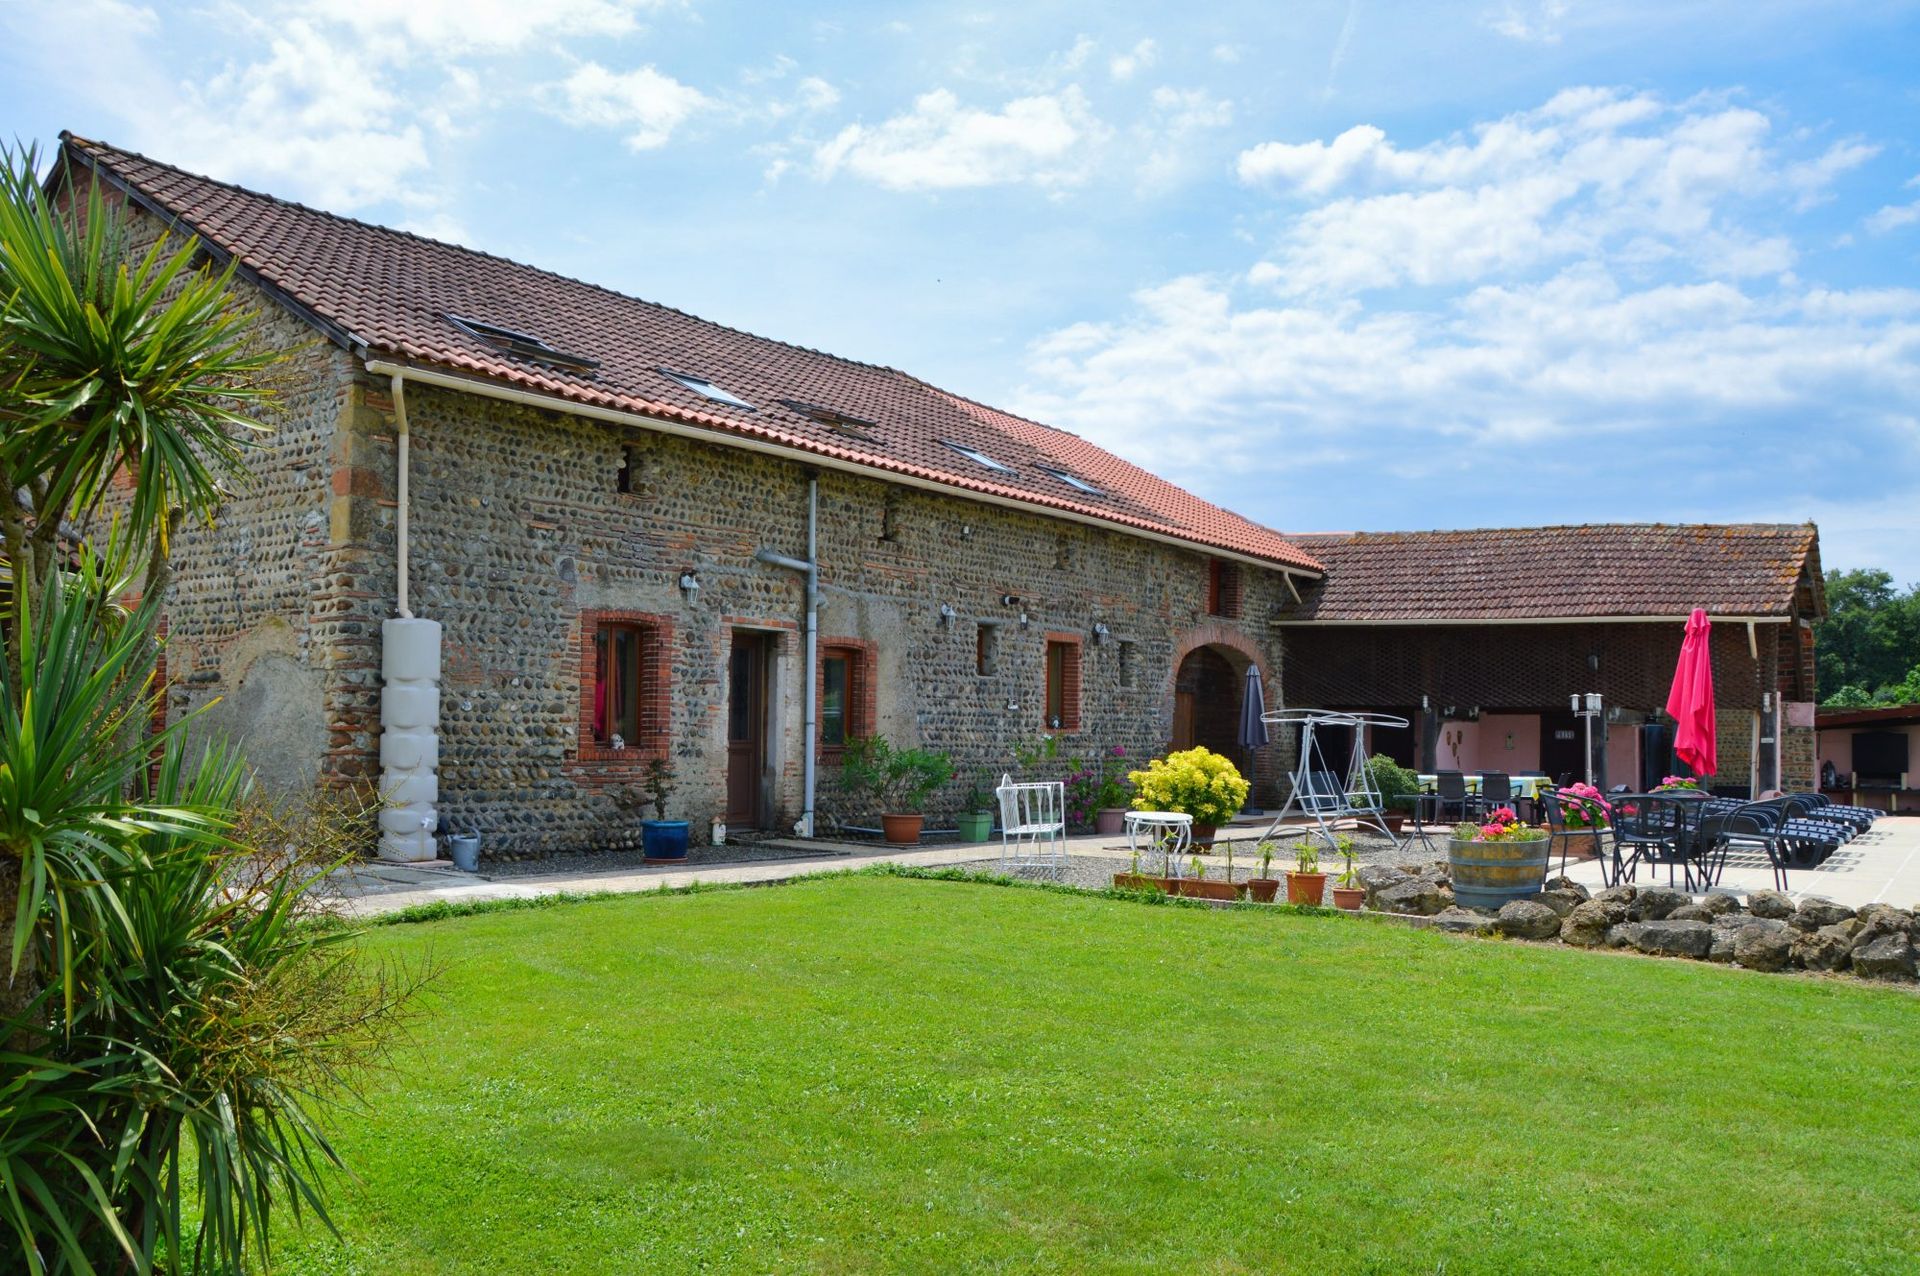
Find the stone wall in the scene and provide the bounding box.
[320,374,1293,855]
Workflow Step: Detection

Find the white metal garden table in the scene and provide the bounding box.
[1125,810,1192,878]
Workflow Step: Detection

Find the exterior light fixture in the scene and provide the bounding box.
[938,602,957,623]
[1571,692,1604,786]
[678,570,700,597]
[1018,612,1030,628]
[1092,622,1110,645]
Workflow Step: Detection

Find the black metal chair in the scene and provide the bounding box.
[1431,770,1475,823]
[1479,771,1518,821]
[1609,794,1694,888]
[1538,789,1607,884]
[1716,805,1795,892]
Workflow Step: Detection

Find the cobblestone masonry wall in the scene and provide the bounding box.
[323,375,1293,856]
[115,202,353,798]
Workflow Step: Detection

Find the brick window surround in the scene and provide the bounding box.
[1044,633,1083,733]
[576,609,673,763]
[1207,558,1243,619]
[818,637,877,758]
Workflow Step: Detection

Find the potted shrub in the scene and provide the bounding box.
[1069,746,1135,835]
[1330,835,1365,909]
[1245,837,1281,903]
[955,776,996,843]
[1549,781,1611,864]
[1128,746,1248,848]
[1365,753,1421,832]
[1448,806,1551,909]
[1286,840,1327,905]
[844,735,955,845]
[638,758,690,862]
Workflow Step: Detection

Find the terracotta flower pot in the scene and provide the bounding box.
[1245,878,1280,903]
[1175,878,1240,901]
[1379,813,1406,834]
[1112,873,1175,893]
[1285,871,1328,905]
[881,813,925,845]
[1192,823,1218,849]
[1095,808,1128,836]
[1331,885,1365,910]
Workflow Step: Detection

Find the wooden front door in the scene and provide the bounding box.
[1539,711,1584,786]
[726,634,768,827]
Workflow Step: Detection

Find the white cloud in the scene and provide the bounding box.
[1235,88,1867,297]
[1486,0,1570,43]
[795,76,840,112]
[1108,38,1157,82]
[812,87,1106,191]
[1131,87,1235,190]
[552,62,710,151]
[1211,42,1244,64]
[302,0,667,55]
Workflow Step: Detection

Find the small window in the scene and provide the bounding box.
[659,368,755,410]
[447,314,598,372]
[976,623,1000,676]
[1118,639,1135,689]
[822,653,849,748]
[1039,466,1103,495]
[593,623,646,745]
[942,441,1016,474]
[616,444,638,494]
[1207,558,1243,619]
[1044,636,1082,732]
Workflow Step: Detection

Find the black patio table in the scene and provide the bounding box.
[1609,793,1710,891]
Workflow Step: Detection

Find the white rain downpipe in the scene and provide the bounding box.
[377,372,443,862]
[754,472,819,838]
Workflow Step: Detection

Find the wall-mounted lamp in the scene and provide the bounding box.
[1001,593,1021,606]
[938,602,957,624]
[1006,700,1020,712]
[961,524,973,539]
[1587,652,1601,673]
[1421,694,1431,712]
[1091,622,1111,645]
[678,570,700,598]
[1018,611,1030,628]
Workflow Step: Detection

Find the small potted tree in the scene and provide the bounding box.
[1365,754,1422,833]
[639,758,690,861]
[1245,837,1281,903]
[845,735,954,845]
[956,775,996,843]
[1127,746,1248,848]
[1286,840,1327,905]
[1330,835,1365,909]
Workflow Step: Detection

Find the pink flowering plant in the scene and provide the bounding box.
[1064,745,1134,828]
[1553,782,1612,829]
[1655,775,1703,792]
[1453,806,1549,843]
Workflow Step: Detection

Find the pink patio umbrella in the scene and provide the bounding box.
[1664,608,1717,779]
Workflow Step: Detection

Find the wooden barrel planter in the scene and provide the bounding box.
[1447,836,1550,910]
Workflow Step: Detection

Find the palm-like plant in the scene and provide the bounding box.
[0,142,274,657]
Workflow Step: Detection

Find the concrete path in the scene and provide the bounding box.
[1556,814,1920,909]
[329,831,1146,919]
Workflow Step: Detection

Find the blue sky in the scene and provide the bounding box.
[5,1,1918,577]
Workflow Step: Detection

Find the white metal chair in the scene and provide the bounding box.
[996,773,1066,876]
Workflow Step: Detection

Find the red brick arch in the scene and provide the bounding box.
[1165,622,1272,706]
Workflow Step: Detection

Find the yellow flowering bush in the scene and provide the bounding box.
[1128,746,1249,827]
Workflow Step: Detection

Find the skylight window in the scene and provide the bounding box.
[778,399,879,440]
[659,368,754,410]
[1039,466,1103,496]
[446,315,598,372]
[942,441,1016,475]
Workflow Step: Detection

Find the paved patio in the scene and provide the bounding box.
[1555,814,1920,909]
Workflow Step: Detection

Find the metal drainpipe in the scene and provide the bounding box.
[753,471,819,837]
[392,374,412,617]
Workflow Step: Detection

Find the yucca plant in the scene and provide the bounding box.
[0,141,274,665]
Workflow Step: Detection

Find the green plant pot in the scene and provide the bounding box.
[956,810,995,842]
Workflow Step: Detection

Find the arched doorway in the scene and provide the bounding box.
[1172,646,1245,756]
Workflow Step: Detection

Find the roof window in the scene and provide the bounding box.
[779,399,879,441]
[1039,466,1103,495]
[659,368,754,410]
[446,315,598,372]
[942,441,1016,475]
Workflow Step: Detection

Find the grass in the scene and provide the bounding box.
[278,872,1920,1274]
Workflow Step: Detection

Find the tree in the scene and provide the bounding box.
[0,143,271,666]
[1816,568,1920,706]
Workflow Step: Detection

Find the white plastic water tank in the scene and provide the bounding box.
[378,617,442,861]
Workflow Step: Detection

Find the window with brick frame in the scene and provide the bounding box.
[579,611,672,759]
[1207,558,1243,618]
[1044,634,1082,732]
[818,639,876,756]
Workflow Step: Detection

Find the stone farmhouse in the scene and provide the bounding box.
[55,135,1826,860]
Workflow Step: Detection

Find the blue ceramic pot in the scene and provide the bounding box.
[641,819,691,861]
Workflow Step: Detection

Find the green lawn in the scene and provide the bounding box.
[276,874,1920,1274]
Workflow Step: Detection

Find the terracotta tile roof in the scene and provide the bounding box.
[1276,523,1822,623]
[58,134,1320,574]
